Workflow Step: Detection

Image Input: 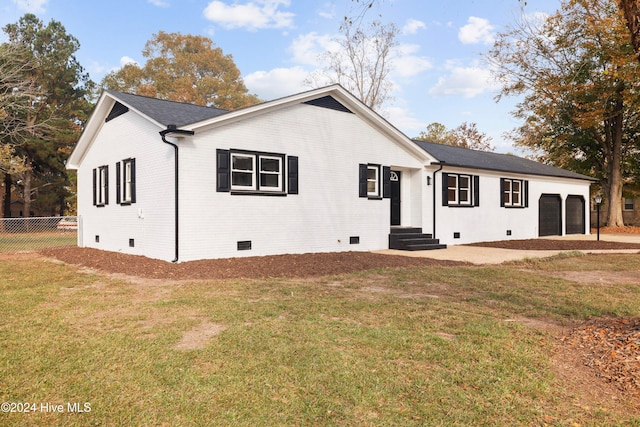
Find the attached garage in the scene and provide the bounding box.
[565,195,585,234]
[539,194,562,236]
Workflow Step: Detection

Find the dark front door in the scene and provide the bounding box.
[390,170,401,226]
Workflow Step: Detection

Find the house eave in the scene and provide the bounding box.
[187,84,435,164]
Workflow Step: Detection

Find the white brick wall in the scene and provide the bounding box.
[77,113,176,261]
[178,103,425,261]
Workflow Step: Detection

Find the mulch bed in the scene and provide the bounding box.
[39,247,467,280]
[467,238,640,251]
[563,317,640,398]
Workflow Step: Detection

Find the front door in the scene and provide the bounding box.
[390,170,401,226]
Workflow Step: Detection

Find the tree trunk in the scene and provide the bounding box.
[23,169,32,219]
[605,90,625,227]
[619,0,640,55]
[3,173,11,218]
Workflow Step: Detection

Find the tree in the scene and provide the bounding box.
[486,0,640,227]
[102,31,260,110]
[415,122,495,152]
[305,20,398,111]
[618,0,640,54]
[2,14,93,217]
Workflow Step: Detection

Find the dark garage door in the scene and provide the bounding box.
[539,194,562,237]
[566,195,585,234]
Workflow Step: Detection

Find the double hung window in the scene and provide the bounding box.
[93,165,109,206]
[230,152,284,192]
[116,158,136,204]
[367,165,380,197]
[500,178,528,208]
[448,174,471,205]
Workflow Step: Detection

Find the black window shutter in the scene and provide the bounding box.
[104,166,109,205]
[216,149,230,192]
[500,178,505,207]
[130,159,137,203]
[473,175,480,206]
[92,168,97,206]
[382,166,391,199]
[441,173,449,206]
[116,162,121,204]
[359,164,368,198]
[524,180,529,208]
[288,156,299,194]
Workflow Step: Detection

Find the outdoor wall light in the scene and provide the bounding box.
[426,176,431,186]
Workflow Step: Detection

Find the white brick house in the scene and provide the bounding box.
[67,85,594,262]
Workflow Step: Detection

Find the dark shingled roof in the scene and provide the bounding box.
[413,140,594,181]
[106,90,228,127]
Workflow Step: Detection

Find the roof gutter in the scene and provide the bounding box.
[432,162,445,240]
[159,125,195,263]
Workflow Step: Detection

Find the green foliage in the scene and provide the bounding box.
[415,121,495,151]
[1,13,94,216]
[487,0,640,226]
[101,31,261,110]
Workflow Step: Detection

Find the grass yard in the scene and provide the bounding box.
[0,231,77,251]
[1,253,640,426]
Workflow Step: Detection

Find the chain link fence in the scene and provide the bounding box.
[0,216,78,252]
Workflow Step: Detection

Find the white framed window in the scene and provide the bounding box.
[99,167,107,205]
[624,197,634,211]
[503,178,524,207]
[93,165,109,207]
[259,156,282,192]
[447,174,472,206]
[230,151,285,193]
[231,153,256,190]
[124,161,132,201]
[117,158,136,204]
[367,164,380,197]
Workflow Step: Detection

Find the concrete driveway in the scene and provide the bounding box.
[376,233,640,265]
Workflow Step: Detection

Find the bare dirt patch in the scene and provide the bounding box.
[528,270,640,285]
[173,321,227,351]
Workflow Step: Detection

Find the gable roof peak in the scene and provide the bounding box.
[104,90,229,128]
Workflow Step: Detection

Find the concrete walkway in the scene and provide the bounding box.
[375,233,640,265]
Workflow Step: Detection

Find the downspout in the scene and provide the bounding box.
[432,162,445,240]
[159,125,195,263]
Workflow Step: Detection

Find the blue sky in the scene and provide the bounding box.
[0,0,562,152]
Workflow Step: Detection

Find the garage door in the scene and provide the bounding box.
[566,195,585,235]
[539,194,562,236]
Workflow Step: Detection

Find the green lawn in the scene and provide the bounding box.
[0,231,77,251]
[1,253,639,426]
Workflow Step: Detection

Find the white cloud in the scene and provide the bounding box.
[11,0,47,13]
[120,56,139,66]
[147,0,170,7]
[244,66,309,100]
[458,16,495,45]
[317,2,335,19]
[402,19,426,35]
[203,0,294,31]
[392,44,432,78]
[384,104,425,136]
[429,65,499,98]
[289,32,336,66]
